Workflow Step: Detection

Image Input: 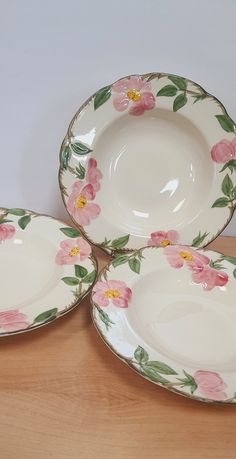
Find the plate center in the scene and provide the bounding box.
[126,268,236,369]
[0,233,61,309]
[95,109,213,234]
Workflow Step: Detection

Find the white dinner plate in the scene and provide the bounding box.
[92,244,236,403]
[59,72,236,252]
[0,208,96,336]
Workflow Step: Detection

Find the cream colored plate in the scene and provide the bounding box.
[92,244,236,403]
[0,208,96,335]
[59,72,236,252]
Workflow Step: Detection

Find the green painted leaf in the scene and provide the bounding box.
[60,227,81,237]
[34,308,58,324]
[75,163,86,180]
[100,237,111,248]
[233,268,236,279]
[189,382,198,394]
[220,159,236,173]
[70,142,91,156]
[191,231,209,248]
[145,361,177,375]
[8,208,26,216]
[75,265,88,278]
[183,370,196,384]
[177,370,197,394]
[111,234,130,249]
[18,215,31,230]
[62,277,80,286]
[94,85,112,110]
[82,270,96,284]
[212,197,230,208]
[222,256,236,266]
[182,371,197,394]
[192,94,207,103]
[156,85,178,97]
[222,174,233,197]
[97,307,114,330]
[209,260,225,270]
[173,93,187,112]
[168,75,187,90]
[60,145,71,169]
[134,346,149,364]
[112,254,129,268]
[128,258,141,274]
[215,115,235,133]
[141,366,169,384]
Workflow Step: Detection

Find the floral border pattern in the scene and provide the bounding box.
[92,245,236,332]
[0,209,96,334]
[129,346,236,403]
[59,73,236,252]
[211,139,236,212]
[93,74,210,114]
[92,246,236,403]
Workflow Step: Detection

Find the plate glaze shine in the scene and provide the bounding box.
[59,72,236,252]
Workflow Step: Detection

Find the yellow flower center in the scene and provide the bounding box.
[69,246,80,257]
[75,195,87,209]
[179,251,193,261]
[127,89,141,102]
[104,289,120,299]
[160,239,171,247]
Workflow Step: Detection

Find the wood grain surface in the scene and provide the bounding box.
[0,236,236,459]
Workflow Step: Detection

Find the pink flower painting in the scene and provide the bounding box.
[112,76,155,116]
[194,370,227,401]
[211,138,236,163]
[93,280,132,308]
[0,224,15,242]
[163,245,229,291]
[148,230,179,247]
[163,245,210,269]
[55,237,91,265]
[86,158,102,192]
[164,245,229,291]
[0,310,29,332]
[190,264,228,291]
[67,182,100,226]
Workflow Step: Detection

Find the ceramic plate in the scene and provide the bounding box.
[0,208,97,336]
[92,244,236,403]
[59,72,236,252]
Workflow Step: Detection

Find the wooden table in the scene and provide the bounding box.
[0,236,236,459]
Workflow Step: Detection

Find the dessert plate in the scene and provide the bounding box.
[92,245,236,403]
[0,208,96,336]
[59,72,236,252]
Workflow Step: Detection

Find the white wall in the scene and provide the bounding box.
[1,0,236,236]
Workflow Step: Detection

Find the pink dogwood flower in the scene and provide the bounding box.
[55,237,91,265]
[112,76,155,116]
[194,370,227,401]
[211,139,236,163]
[93,280,132,308]
[0,223,15,242]
[164,245,210,269]
[190,264,229,291]
[148,230,179,247]
[86,158,102,192]
[0,310,29,332]
[67,181,100,226]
